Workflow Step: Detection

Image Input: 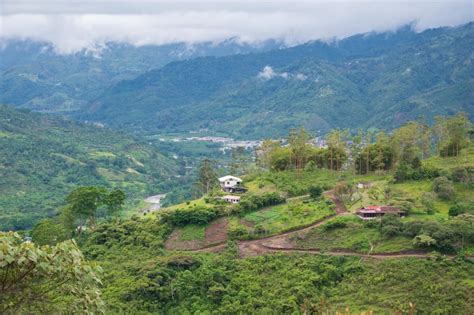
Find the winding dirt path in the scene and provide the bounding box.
[183,191,471,261]
[192,192,355,257]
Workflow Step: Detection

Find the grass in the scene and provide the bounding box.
[391,180,472,216]
[161,198,211,211]
[242,199,335,235]
[179,224,206,241]
[423,145,474,171]
[296,216,414,254]
[347,180,388,212]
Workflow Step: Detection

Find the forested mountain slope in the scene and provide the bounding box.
[0,105,177,230]
[87,23,474,138]
[0,39,281,113]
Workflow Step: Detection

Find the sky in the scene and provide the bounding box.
[0,0,472,53]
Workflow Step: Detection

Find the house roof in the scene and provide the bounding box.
[222,195,241,200]
[218,175,242,182]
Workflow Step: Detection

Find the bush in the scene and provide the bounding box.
[323,220,347,231]
[451,167,473,184]
[433,176,455,200]
[308,185,323,199]
[379,214,402,237]
[448,203,473,217]
[161,206,217,226]
[236,192,285,215]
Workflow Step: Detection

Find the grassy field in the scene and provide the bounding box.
[179,224,206,241]
[296,216,415,253]
[242,199,335,235]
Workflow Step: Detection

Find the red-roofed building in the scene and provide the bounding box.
[356,206,405,220]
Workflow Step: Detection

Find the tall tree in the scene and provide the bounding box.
[434,113,472,157]
[288,127,311,169]
[196,159,218,195]
[66,187,125,229]
[326,129,349,171]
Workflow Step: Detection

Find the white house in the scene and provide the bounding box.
[222,195,241,204]
[218,175,246,193]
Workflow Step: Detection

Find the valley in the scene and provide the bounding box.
[1,17,473,314]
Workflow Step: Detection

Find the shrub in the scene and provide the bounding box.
[323,220,347,231]
[379,214,402,237]
[451,167,473,184]
[308,185,323,199]
[413,234,437,248]
[161,206,217,226]
[433,176,455,200]
[236,192,285,215]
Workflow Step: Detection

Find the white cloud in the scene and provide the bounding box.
[258,66,290,80]
[258,66,308,81]
[0,1,472,54]
[295,73,308,81]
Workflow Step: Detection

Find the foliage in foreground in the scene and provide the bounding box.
[79,217,474,314]
[0,232,103,314]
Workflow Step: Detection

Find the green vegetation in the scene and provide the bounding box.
[73,216,474,314]
[0,232,103,314]
[241,199,335,235]
[0,105,177,230]
[179,224,206,241]
[296,216,413,253]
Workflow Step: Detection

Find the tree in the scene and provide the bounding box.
[350,129,364,175]
[433,176,454,200]
[391,122,423,167]
[66,187,126,229]
[449,214,474,251]
[326,129,349,171]
[66,186,107,228]
[0,232,104,314]
[256,140,280,169]
[105,189,126,216]
[196,159,218,195]
[420,192,436,215]
[31,219,69,246]
[434,113,472,157]
[288,127,311,169]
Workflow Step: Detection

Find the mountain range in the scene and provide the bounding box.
[1,23,473,139]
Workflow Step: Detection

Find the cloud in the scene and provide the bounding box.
[295,73,307,81]
[0,1,472,54]
[258,66,287,80]
[258,66,307,81]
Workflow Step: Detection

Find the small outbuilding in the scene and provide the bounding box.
[222,195,241,204]
[356,206,405,220]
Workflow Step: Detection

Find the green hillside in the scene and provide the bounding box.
[0,105,178,230]
[74,143,474,314]
[0,40,281,113]
[87,23,474,138]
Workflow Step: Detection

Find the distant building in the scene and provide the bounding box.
[356,182,373,189]
[356,206,405,220]
[222,195,241,204]
[218,175,247,193]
